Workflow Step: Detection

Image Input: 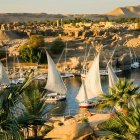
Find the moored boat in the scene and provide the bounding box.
[43,51,67,102]
[0,62,10,89]
[76,53,103,108]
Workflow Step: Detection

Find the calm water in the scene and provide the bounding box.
[29,68,140,116]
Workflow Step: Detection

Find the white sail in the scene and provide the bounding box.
[76,54,103,102]
[107,63,118,89]
[45,51,67,94]
[0,62,10,85]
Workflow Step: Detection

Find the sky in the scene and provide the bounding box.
[0,0,140,14]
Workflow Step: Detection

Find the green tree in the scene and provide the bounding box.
[98,104,140,140]
[97,79,140,113]
[18,88,48,139]
[20,45,40,63]
[50,38,65,54]
[0,73,33,140]
[29,35,45,47]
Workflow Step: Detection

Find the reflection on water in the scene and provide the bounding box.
[25,69,140,116]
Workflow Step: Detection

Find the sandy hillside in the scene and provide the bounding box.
[107,5,140,17]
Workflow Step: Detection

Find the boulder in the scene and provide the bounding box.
[44,121,93,140]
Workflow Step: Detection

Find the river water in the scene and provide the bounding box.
[29,68,140,116]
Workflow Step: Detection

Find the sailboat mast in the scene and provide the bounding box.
[82,43,88,73]
[132,48,137,62]
[13,55,16,79]
[5,47,8,74]
[64,41,68,74]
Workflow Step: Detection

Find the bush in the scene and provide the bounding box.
[20,45,40,63]
[82,117,89,123]
[45,126,53,134]
[50,38,65,54]
[58,121,64,126]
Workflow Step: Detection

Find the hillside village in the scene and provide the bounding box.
[0,5,140,73]
[0,3,140,140]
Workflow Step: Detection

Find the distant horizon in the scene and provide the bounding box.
[0,0,140,14]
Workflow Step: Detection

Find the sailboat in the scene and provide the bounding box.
[130,48,139,69]
[11,56,25,84]
[76,53,103,108]
[100,61,122,76]
[81,43,91,79]
[107,63,119,113]
[34,51,47,80]
[58,42,74,78]
[10,55,19,85]
[107,63,119,90]
[44,51,67,102]
[0,62,10,89]
[16,57,26,84]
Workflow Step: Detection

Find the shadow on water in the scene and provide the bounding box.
[24,69,140,116]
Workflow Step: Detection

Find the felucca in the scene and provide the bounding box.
[76,53,103,108]
[129,48,139,69]
[107,63,119,90]
[80,43,91,79]
[0,62,10,89]
[58,41,74,78]
[44,51,67,102]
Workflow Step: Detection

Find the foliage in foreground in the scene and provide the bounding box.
[97,79,140,113]
[18,88,48,138]
[98,103,140,140]
[0,73,33,140]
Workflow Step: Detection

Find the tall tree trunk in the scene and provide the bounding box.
[33,125,38,138]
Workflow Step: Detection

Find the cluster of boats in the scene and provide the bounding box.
[40,50,118,108]
[0,44,139,108]
[41,45,140,108]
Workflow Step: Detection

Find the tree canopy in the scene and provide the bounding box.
[50,38,65,54]
[29,35,45,47]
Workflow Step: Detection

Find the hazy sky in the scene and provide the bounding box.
[0,0,140,14]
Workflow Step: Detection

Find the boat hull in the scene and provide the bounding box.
[131,62,139,69]
[61,73,74,78]
[34,74,47,80]
[44,93,66,102]
[18,78,26,84]
[79,101,95,108]
[100,69,122,76]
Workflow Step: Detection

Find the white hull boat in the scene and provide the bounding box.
[129,48,139,69]
[0,62,10,88]
[61,73,74,78]
[11,79,19,85]
[76,54,103,108]
[79,100,95,108]
[18,77,26,84]
[34,74,47,80]
[100,69,122,76]
[44,51,67,102]
[45,93,66,102]
[131,62,139,69]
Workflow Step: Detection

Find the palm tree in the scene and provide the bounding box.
[98,103,140,140]
[18,88,48,139]
[0,72,33,140]
[97,79,140,113]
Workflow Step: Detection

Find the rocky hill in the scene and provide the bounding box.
[0,5,140,23]
[107,5,140,18]
[0,13,67,23]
